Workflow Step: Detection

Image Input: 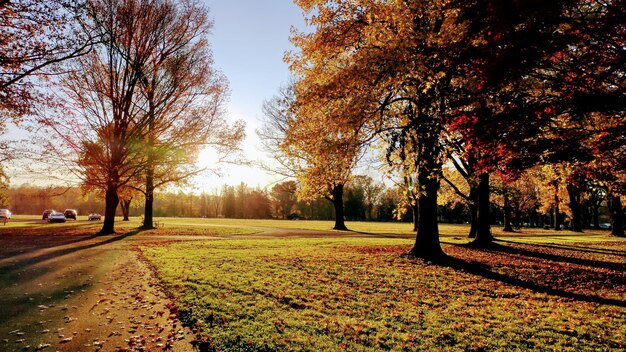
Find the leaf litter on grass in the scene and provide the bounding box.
[141,237,626,351]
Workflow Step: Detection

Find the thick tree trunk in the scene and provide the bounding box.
[120,198,131,221]
[473,173,493,245]
[566,183,583,232]
[100,184,119,235]
[142,168,155,229]
[502,190,514,232]
[609,195,625,237]
[331,185,348,231]
[468,187,478,238]
[408,174,444,260]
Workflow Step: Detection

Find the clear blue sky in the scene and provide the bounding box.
[193,0,307,191]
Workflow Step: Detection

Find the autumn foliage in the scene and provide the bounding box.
[284,0,626,259]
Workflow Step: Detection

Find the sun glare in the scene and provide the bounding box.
[196,147,221,170]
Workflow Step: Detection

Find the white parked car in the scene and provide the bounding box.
[88,213,102,221]
[0,209,11,221]
[47,211,67,223]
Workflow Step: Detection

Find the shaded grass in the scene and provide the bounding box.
[141,237,626,351]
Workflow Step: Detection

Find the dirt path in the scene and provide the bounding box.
[0,233,195,352]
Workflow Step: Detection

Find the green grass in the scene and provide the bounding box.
[141,236,626,351]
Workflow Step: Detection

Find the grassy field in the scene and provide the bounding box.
[3,215,614,238]
[141,234,626,351]
[2,217,624,351]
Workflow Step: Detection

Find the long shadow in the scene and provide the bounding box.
[444,241,625,272]
[495,238,626,257]
[0,282,90,326]
[0,233,106,261]
[431,255,626,308]
[346,229,414,239]
[0,229,141,282]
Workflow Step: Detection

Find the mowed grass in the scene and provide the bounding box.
[0,215,260,238]
[141,236,626,351]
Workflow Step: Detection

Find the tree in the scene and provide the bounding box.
[344,183,365,221]
[0,165,9,206]
[245,189,272,219]
[260,83,362,231]
[134,0,243,229]
[355,175,385,221]
[45,0,178,234]
[118,186,137,221]
[270,181,297,219]
[290,0,476,258]
[221,185,236,218]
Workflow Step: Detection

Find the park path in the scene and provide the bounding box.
[0,222,363,351]
[0,232,195,352]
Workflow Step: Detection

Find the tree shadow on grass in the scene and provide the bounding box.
[432,254,626,308]
[495,238,626,257]
[345,230,414,239]
[430,241,626,309]
[478,241,626,271]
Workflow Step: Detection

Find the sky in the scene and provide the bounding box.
[4,0,308,191]
[191,0,308,192]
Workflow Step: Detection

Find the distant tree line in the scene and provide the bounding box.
[3,168,612,229]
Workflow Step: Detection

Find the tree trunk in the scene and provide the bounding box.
[473,172,493,245]
[411,203,418,232]
[609,195,625,237]
[331,185,348,231]
[566,183,583,232]
[468,186,478,238]
[142,164,155,229]
[408,173,444,260]
[591,194,601,229]
[502,189,514,232]
[142,92,156,229]
[121,198,131,221]
[553,183,562,231]
[100,184,119,235]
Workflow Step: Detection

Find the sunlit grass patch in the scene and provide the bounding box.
[141,237,626,351]
[137,224,260,237]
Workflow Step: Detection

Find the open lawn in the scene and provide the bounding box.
[0,219,624,351]
[139,224,626,351]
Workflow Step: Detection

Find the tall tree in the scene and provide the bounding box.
[260,83,362,231]
[135,0,243,229]
[289,0,474,258]
[46,0,178,234]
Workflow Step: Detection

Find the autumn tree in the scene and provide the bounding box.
[134,0,243,229]
[289,0,480,258]
[260,83,363,230]
[43,0,182,234]
[118,186,138,221]
[270,181,297,219]
[472,0,625,234]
